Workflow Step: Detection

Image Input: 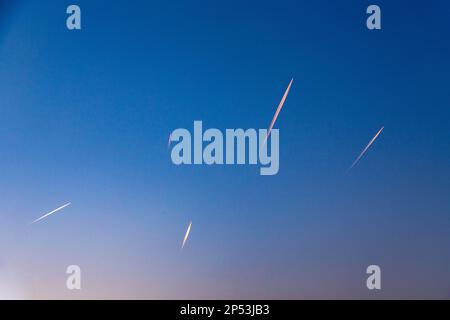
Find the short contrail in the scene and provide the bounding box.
[181,220,192,249]
[348,126,384,171]
[264,78,294,143]
[168,133,172,149]
[30,202,71,224]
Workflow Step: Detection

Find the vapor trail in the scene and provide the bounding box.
[181,221,192,249]
[348,126,384,171]
[264,78,294,143]
[30,202,71,224]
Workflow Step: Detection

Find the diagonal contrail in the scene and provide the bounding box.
[30,202,71,224]
[181,220,192,249]
[348,126,384,171]
[168,133,172,149]
[264,78,294,143]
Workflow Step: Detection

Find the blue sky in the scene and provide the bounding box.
[0,0,449,298]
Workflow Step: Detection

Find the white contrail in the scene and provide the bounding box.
[30,202,71,224]
[264,78,294,143]
[348,126,384,171]
[181,221,192,249]
[168,133,172,149]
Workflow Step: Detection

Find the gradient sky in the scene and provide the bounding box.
[0,0,449,299]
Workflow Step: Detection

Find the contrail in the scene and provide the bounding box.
[181,220,192,249]
[348,126,384,171]
[168,133,172,149]
[30,202,71,224]
[264,78,294,143]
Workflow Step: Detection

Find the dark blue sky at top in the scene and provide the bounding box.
[0,0,449,298]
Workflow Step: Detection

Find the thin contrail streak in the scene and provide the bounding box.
[348,126,384,171]
[30,202,71,224]
[264,78,294,143]
[181,220,192,249]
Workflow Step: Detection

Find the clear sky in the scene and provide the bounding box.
[0,0,449,299]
